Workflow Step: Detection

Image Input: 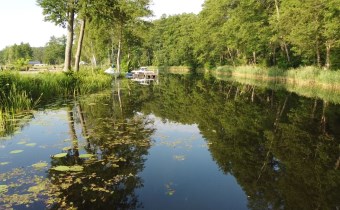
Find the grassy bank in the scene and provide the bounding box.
[152,66,191,74]
[213,65,340,104]
[0,70,112,112]
[214,65,340,88]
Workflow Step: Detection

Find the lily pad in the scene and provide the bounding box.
[0,185,8,194]
[17,141,27,145]
[173,155,186,161]
[52,166,70,172]
[79,154,94,158]
[62,146,72,151]
[0,162,10,166]
[10,150,24,154]
[25,143,37,147]
[69,165,84,172]
[52,153,68,158]
[32,162,48,169]
[51,165,84,172]
[28,184,45,193]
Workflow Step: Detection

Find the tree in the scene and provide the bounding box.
[44,36,66,64]
[81,0,151,71]
[0,43,33,64]
[37,0,78,71]
[322,0,340,69]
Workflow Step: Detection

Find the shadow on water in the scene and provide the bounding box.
[0,74,339,209]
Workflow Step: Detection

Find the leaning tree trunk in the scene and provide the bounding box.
[74,18,86,72]
[64,8,75,71]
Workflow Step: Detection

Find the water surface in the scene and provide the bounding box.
[0,74,339,209]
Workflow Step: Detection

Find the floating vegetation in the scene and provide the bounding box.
[165,182,176,196]
[0,162,10,165]
[0,185,8,194]
[51,165,84,172]
[79,154,94,159]
[62,146,71,151]
[31,162,48,169]
[10,150,23,154]
[25,143,37,147]
[17,141,27,145]
[52,153,68,158]
[173,155,186,161]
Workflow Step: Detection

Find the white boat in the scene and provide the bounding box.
[131,66,153,74]
[130,67,158,80]
[104,67,116,75]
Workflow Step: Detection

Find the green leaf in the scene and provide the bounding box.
[62,146,71,151]
[69,165,84,172]
[10,150,24,154]
[0,185,8,194]
[51,165,84,172]
[25,143,37,147]
[51,166,70,172]
[0,162,10,166]
[32,162,48,169]
[79,154,94,158]
[52,153,68,158]
[28,184,45,193]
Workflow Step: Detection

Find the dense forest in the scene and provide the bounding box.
[0,0,340,71]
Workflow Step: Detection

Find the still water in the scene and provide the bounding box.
[0,74,339,209]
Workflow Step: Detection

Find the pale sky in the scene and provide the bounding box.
[0,0,204,50]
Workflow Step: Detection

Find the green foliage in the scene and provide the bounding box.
[0,43,33,65]
[43,35,66,64]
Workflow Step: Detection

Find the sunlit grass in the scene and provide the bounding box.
[214,65,340,104]
[0,70,112,112]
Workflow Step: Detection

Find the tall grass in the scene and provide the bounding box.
[0,70,112,112]
[215,65,340,86]
[214,65,340,104]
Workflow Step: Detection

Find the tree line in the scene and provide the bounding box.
[1,0,339,71]
[147,0,340,70]
[0,36,65,68]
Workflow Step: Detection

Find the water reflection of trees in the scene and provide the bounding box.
[0,111,33,137]
[141,74,340,210]
[47,82,155,209]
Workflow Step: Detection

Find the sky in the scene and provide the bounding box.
[0,0,204,50]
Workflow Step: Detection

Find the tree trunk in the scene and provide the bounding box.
[325,42,331,69]
[116,38,121,73]
[274,0,280,19]
[67,106,79,161]
[64,8,75,72]
[74,18,86,72]
[251,86,255,102]
[253,51,257,65]
[316,42,321,67]
[283,42,291,63]
[116,25,123,73]
[321,100,328,134]
[227,47,235,67]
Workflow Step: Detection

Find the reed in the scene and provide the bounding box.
[214,65,340,104]
[0,70,112,112]
[215,65,340,86]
